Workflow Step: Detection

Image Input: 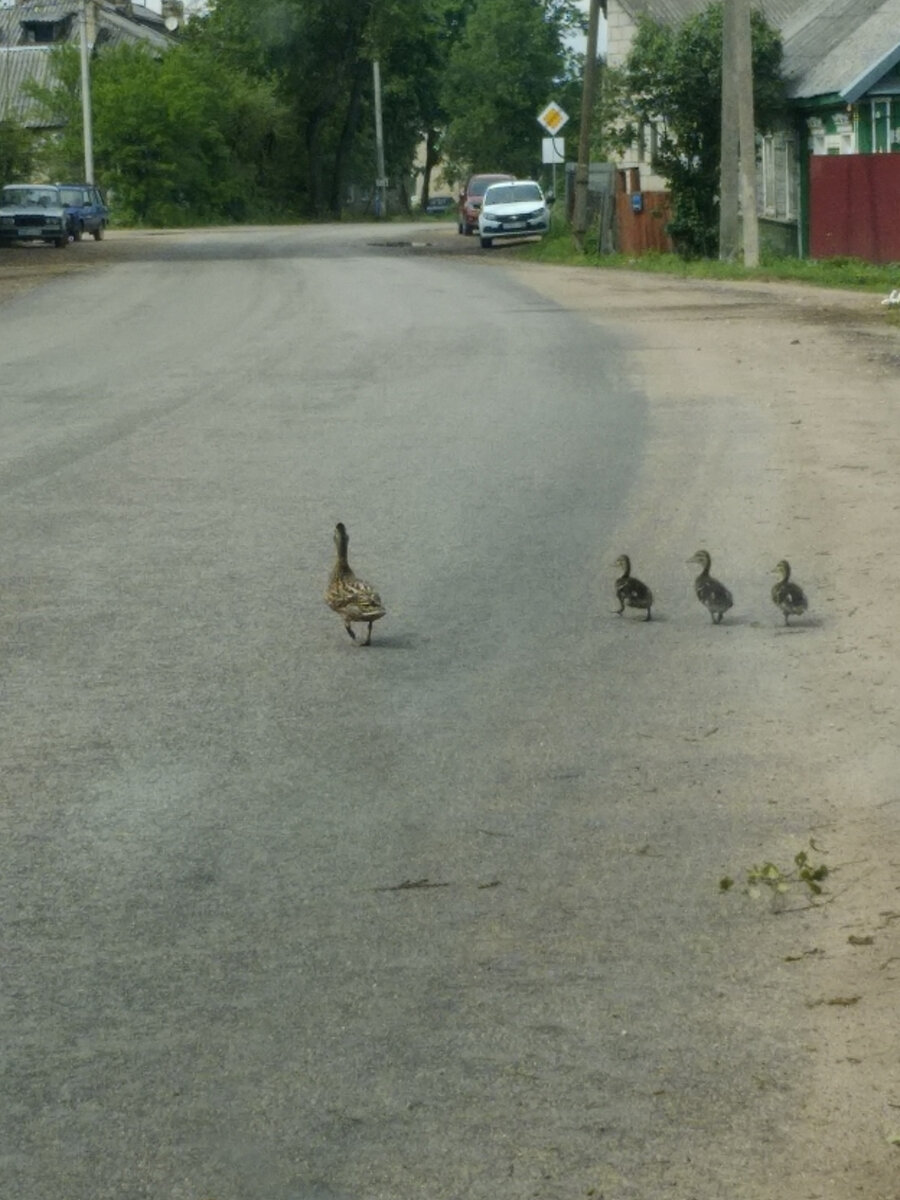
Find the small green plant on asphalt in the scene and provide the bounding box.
[720,847,829,907]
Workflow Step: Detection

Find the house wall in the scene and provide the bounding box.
[808,153,900,262]
[605,0,670,192]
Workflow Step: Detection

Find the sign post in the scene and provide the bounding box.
[536,102,569,201]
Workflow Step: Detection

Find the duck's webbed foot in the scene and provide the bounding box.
[362,622,373,646]
[344,622,357,640]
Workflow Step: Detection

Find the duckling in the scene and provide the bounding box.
[687,549,733,624]
[771,559,808,625]
[614,554,653,621]
[324,522,385,645]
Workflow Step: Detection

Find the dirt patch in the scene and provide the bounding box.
[0,232,139,304]
[508,261,900,1200]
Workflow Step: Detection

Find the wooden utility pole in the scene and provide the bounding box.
[373,59,387,218]
[572,0,603,251]
[734,0,759,265]
[79,0,94,183]
[718,0,739,259]
[719,0,758,264]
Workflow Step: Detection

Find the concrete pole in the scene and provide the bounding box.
[734,0,759,265]
[372,59,387,219]
[79,0,94,183]
[572,0,602,251]
[718,0,739,260]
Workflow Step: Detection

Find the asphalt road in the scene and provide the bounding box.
[1,225,830,1199]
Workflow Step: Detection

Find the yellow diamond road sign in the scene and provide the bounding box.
[537,101,569,134]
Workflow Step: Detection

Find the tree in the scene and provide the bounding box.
[440,0,583,179]
[0,117,35,182]
[27,41,290,223]
[616,1,784,258]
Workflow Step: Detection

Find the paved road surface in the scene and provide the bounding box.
[0,225,844,1199]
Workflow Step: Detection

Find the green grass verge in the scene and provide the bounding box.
[513,222,900,295]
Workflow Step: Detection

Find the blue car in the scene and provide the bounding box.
[57,183,109,241]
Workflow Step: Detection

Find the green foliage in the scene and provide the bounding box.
[27,41,291,224]
[719,847,829,909]
[615,2,785,258]
[518,230,900,293]
[0,117,35,181]
[193,0,459,216]
[440,0,583,179]
[13,0,588,223]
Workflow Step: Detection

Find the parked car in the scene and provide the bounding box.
[477,179,553,249]
[57,183,109,241]
[424,194,454,216]
[0,183,68,249]
[457,172,515,235]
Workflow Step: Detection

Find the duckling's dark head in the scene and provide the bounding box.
[334,522,349,548]
[615,554,631,575]
[688,549,711,570]
[773,559,791,580]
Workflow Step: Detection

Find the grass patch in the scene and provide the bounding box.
[513,222,900,294]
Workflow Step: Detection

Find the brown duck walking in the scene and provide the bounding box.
[614,554,654,621]
[771,559,808,625]
[687,549,733,624]
[325,522,385,645]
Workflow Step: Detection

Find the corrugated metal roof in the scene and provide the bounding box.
[614,0,900,104]
[780,0,900,100]
[15,2,78,23]
[0,0,171,51]
[616,0,811,26]
[0,45,61,126]
[0,0,172,124]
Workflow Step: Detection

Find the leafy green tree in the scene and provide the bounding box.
[0,117,35,182]
[616,2,785,257]
[195,0,373,215]
[27,41,290,223]
[440,0,583,179]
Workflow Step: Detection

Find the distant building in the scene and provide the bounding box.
[606,0,900,261]
[0,0,179,134]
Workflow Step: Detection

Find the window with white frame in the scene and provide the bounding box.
[759,131,797,221]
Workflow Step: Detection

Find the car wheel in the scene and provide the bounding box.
[93,224,104,241]
[480,236,493,249]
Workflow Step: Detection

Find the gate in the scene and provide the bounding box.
[808,154,900,263]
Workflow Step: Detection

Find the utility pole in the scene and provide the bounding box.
[372,59,387,219]
[572,0,603,251]
[718,0,739,259]
[719,0,757,264]
[734,0,759,265]
[79,0,94,183]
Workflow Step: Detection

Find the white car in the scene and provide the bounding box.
[477,179,552,248]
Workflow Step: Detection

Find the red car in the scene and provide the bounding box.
[457,172,515,235]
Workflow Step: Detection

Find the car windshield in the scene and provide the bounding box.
[59,188,86,205]
[484,183,542,205]
[2,186,59,207]
[470,177,508,197]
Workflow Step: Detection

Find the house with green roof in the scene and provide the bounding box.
[606,0,900,261]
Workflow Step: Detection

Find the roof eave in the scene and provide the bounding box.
[840,42,900,104]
